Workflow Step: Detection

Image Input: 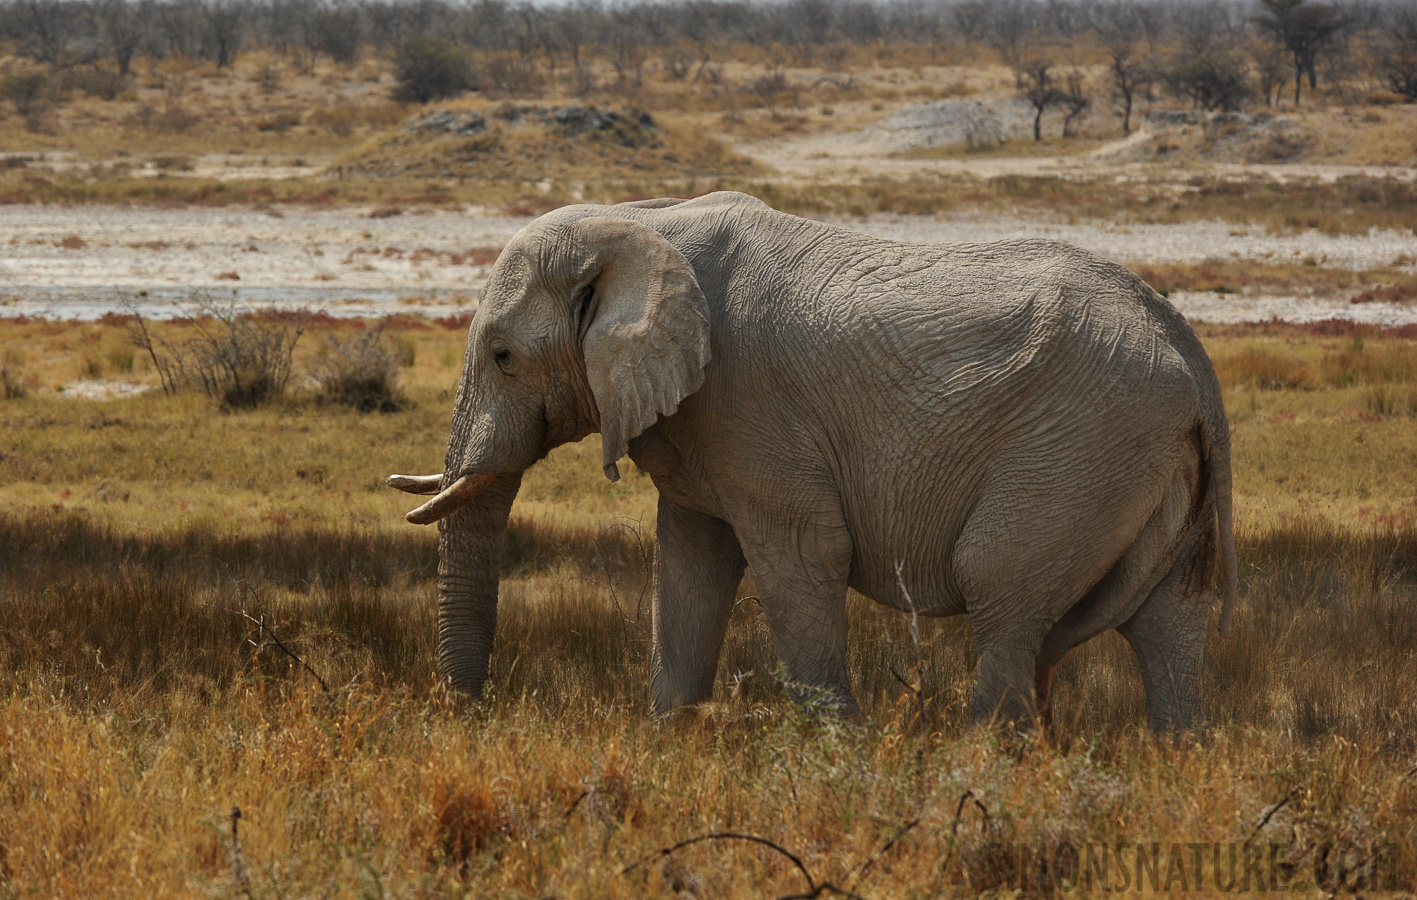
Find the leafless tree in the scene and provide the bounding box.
[1061,68,1089,137]
[1015,57,1062,141]
[1245,32,1290,106]
[13,0,74,63]
[0,0,1407,112]
[988,0,1036,68]
[1172,0,1241,56]
[1377,3,1417,100]
[606,4,651,90]
[1098,2,1152,135]
[100,0,146,73]
[1254,0,1349,105]
[305,1,364,65]
[949,0,992,44]
[199,0,244,67]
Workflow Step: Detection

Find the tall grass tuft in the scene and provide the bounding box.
[0,363,26,399]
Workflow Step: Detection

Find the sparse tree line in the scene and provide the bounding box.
[1,0,1416,126]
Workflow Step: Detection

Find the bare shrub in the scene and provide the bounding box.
[482,52,541,97]
[744,69,799,117]
[1,69,57,129]
[123,70,194,131]
[63,65,129,100]
[308,328,409,412]
[392,38,472,104]
[128,300,306,409]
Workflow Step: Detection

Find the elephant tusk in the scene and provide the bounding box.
[386,473,446,495]
[404,473,498,525]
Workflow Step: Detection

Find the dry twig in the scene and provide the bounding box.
[215,600,330,693]
[939,790,991,880]
[622,831,870,899]
[229,806,253,899]
[850,817,921,887]
[1245,784,1304,847]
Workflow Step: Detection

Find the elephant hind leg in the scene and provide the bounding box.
[953,456,1182,732]
[971,631,1048,730]
[1118,522,1217,734]
[735,508,859,718]
[1034,663,1060,729]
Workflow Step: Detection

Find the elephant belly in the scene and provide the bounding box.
[844,522,971,618]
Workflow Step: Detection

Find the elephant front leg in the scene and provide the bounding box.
[650,498,746,714]
[738,515,860,719]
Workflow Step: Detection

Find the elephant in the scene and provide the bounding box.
[387,191,1238,733]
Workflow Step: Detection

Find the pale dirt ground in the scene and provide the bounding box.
[737,93,1417,181]
[2,100,1414,324]
[740,124,1417,184]
[2,203,1414,324]
[0,150,316,181]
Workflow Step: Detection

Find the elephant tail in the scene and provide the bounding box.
[1203,413,1240,637]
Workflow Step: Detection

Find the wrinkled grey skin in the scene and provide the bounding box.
[391,191,1238,733]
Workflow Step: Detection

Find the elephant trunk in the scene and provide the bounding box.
[434,472,523,696]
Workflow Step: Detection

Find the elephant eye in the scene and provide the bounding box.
[493,347,513,374]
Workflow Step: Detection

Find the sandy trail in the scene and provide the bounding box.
[736,103,1417,184]
[743,135,1417,184]
[1,204,1414,324]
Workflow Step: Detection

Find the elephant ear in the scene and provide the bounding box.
[571,216,711,481]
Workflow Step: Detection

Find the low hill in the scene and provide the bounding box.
[332,103,758,182]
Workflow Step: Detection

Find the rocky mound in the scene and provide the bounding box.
[868,98,1039,151]
[335,103,754,181]
[1127,110,1307,163]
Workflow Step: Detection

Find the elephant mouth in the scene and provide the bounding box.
[387,471,498,524]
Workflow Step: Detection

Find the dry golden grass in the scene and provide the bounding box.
[1,319,1415,896]
[1287,103,1417,167]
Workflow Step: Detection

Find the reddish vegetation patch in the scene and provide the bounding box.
[1350,284,1417,305]
[269,309,347,328]
[216,271,240,280]
[388,192,456,206]
[502,198,563,218]
[434,313,473,330]
[1196,318,1417,341]
[378,314,432,331]
[447,247,501,267]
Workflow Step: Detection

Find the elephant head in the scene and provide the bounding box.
[387,214,711,696]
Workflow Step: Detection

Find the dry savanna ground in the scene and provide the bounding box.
[2,26,1416,898]
[3,45,1417,229]
[0,315,1415,897]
